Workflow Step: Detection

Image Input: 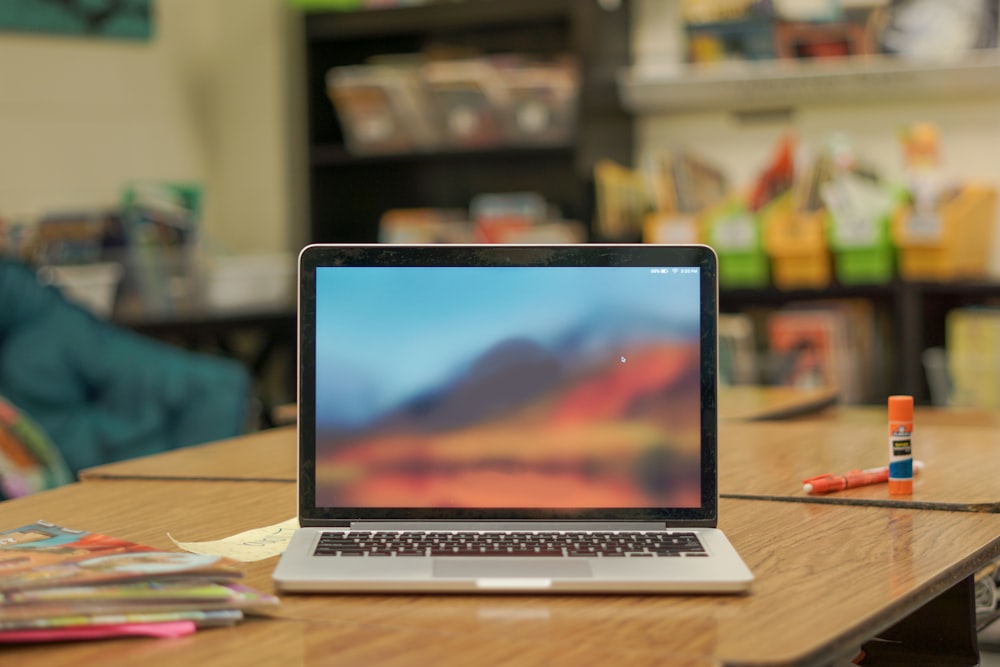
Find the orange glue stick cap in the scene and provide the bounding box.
[888,395,913,421]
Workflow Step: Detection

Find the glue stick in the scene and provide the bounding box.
[888,395,914,495]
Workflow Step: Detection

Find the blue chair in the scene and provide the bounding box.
[0,260,251,481]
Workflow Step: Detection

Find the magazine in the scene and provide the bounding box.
[0,520,244,591]
[0,521,278,641]
[0,582,275,622]
[0,608,243,632]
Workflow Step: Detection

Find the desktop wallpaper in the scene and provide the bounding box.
[314,266,703,509]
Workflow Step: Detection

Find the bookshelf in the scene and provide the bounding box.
[295,2,1000,407]
[301,0,632,243]
[618,51,1000,114]
[721,280,1000,406]
[720,283,898,404]
[617,5,1000,404]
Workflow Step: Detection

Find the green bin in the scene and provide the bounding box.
[706,200,769,289]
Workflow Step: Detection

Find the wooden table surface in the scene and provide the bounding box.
[79,426,298,483]
[268,386,840,426]
[2,480,998,667]
[716,385,839,421]
[80,404,1000,516]
[78,386,841,484]
[718,407,1000,511]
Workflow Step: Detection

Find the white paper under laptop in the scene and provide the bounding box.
[273,244,753,593]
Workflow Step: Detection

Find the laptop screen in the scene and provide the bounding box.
[298,245,718,524]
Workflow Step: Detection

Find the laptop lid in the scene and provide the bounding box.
[297,244,719,528]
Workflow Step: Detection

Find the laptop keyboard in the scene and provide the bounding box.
[314,531,707,558]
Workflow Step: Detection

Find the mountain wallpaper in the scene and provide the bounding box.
[314,266,703,509]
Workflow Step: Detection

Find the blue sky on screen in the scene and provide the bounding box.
[315,267,700,427]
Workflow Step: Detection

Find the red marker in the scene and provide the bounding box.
[803,461,924,495]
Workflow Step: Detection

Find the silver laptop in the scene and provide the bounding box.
[273,244,753,593]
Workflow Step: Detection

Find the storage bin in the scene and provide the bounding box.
[892,184,997,280]
[827,208,895,285]
[704,200,768,288]
[762,194,831,290]
[643,212,702,245]
[422,59,511,149]
[832,244,894,285]
[326,65,438,155]
[500,60,579,145]
[718,252,769,289]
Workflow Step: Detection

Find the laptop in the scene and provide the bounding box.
[273,243,753,593]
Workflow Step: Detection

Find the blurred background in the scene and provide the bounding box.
[2,0,1000,432]
[7,0,1000,652]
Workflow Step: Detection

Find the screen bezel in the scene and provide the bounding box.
[297,244,719,527]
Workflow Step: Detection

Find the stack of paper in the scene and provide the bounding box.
[0,520,278,643]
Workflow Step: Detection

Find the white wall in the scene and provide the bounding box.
[631,0,1000,271]
[0,0,302,255]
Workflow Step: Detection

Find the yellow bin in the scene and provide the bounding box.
[762,195,832,290]
[893,185,997,280]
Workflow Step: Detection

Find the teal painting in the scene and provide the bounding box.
[0,0,153,40]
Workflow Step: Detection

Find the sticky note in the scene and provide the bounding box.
[169,518,298,562]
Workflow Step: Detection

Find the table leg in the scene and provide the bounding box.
[858,575,978,666]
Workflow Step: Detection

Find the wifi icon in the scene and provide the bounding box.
[672,268,679,274]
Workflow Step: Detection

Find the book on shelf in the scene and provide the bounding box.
[0,520,278,642]
[765,299,879,403]
[719,313,758,386]
[119,182,202,314]
[946,307,1000,409]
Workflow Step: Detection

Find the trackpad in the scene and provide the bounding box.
[433,559,591,579]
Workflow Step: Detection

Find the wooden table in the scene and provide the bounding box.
[796,404,1000,428]
[79,386,840,484]
[81,404,1000,516]
[1,479,997,666]
[717,385,839,421]
[718,407,1000,511]
[79,426,298,483]
[266,386,839,428]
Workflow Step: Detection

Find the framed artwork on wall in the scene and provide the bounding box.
[0,0,153,41]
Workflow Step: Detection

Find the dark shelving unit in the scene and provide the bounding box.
[722,280,1000,405]
[299,2,1000,408]
[301,0,632,244]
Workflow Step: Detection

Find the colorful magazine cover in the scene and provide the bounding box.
[0,608,243,632]
[0,582,277,622]
[0,522,278,640]
[0,521,244,591]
